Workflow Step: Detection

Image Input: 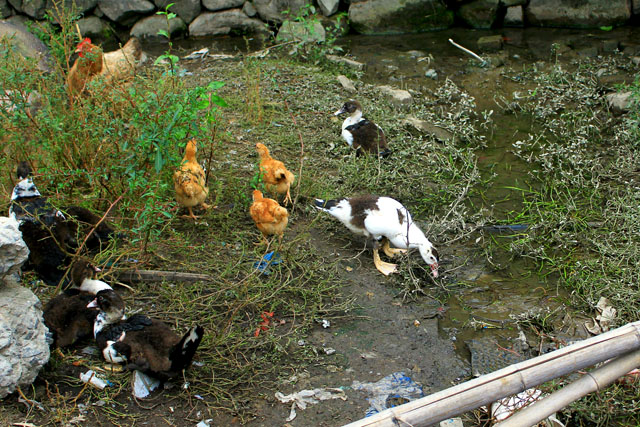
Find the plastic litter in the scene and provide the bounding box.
[253,251,282,275]
[440,418,464,427]
[321,319,331,328]
[352,371,424,417]
[196,419,213,427]
[275,387,347,422]
[132,370,160,399]
[491,388,565,426]
[80,370,112,389]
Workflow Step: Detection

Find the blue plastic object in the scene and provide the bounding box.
[253,251,282,275]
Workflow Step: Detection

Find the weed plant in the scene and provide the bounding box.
[496,59,640,424]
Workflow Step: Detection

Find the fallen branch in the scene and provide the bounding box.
[116,269,214,283]
[448,38,487,66]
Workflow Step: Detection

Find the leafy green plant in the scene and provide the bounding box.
[0,5,226,254]
[278,3,347,63]
[154,3,180,75]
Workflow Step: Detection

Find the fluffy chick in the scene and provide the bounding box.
[250,190,288,244]
[256,143,295,205]
[173,139,210,220]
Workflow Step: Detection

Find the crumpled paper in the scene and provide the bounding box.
[585,297,617,334]
[275,388,347,421]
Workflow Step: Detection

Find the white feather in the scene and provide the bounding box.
[78,278,112,294]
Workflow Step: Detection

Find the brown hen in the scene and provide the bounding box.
[256,143,295,205]
[174,139,210,220]
[250,190,288,244]
[67,37,145,97]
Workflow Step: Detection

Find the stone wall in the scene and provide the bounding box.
[1,0,639,39]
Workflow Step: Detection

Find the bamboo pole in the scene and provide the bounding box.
[496,349,640,427]
[342,321,640,427]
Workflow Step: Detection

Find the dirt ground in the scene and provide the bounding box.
[3,24,640,427]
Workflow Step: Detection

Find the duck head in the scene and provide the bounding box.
[334,100,362,117]
[88,290,125,335]
[418,244,439,278]
[71,260,101,286]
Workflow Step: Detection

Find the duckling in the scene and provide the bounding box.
[10,162,74,285]
[334,100,391,157]
[8,162,118,285]
[314,195,439,277]
[88,290,204,381]
[43,260,111,348]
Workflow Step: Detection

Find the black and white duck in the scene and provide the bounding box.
[314,195,439,277]
[43,260,112,348]
[334,100,391,157]
[88,290,204,381]
[9,162,117,285]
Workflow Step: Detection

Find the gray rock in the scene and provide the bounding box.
[632,56,640,66]
[504,5,523,27]
[602,40,620,52]
[154,0,201,24]
[349,0,452,35]
[0,20,52,72]
[4,14,29,25]
[242,0,256,17]
[0,279,50,398]
[131,13,186,38]
[501,0,526,5]
[253,0,306,23]
[458,0,500,29]
[8,0,46,19]
[276,20,325,42]
[1,89,42,116]
[337,75,355,92]
[378,85,412,106]
[0,218,29,282]
[1,0,13,18]
[576,46,598,58]
[189,9,268,37]
[524,0,630,28]
[98,0,155,25]
[318,0,338,17]
[325,54,365,70]
[402,116,454,141]
[0,219,48,398]
[93,3,103,16]
[606,91,632,115]
[76,16,107,38]
[203,0,243,11]
[477,34,503,52]
[425,68,437,79]
[45,0,98,19]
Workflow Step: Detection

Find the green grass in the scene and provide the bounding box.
[3,15,640,426]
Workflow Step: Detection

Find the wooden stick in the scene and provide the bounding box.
[342,321,640,427]
[448,38,487,66]
[496,349,640,427]
[116,269,213,283]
